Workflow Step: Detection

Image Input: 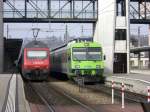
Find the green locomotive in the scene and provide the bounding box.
[50,39,105,82]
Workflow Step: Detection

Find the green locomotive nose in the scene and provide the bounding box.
[51,40,104,83]
[75,68,101,76]
[71,44,104,79]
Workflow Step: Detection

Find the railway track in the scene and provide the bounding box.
[45,82,97,112]
[69,76,147,103]
[48,77,145,112]
[49,76,146,104]
[24,82,55,112]
[31,84,56,112]
[84,84,147,103]
[23,76,146,112]
[24,81,97,112]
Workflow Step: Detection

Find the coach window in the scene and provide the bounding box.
[115,29,126,40]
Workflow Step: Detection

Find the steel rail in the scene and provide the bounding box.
[28,83,55,112]
[46,83,97,112]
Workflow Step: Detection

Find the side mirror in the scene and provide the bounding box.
[104,55,106,60]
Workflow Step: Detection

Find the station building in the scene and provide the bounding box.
[94,0,130,74]
[130,32,150,69]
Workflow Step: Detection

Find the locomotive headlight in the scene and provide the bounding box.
[96,65,100,69]
[75,65,80,69]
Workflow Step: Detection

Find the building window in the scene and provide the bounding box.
[130,60,134,66]
[140,61,143,67]
[145,60,149,66]
[115,29,126,40]
[116,0,126,16]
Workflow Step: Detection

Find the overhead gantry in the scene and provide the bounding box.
[3,0,98,23]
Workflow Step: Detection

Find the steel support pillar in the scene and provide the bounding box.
[73,0,75,18]
[138,1,141,19]
[0,0,3,73]
[144,0,147,19]
[92,23,96,36]
[126,0,130,73]
[25,0,27,18]
[48,0,51,18]
[148,51,150,69]
[138,53,141,69]
[70,0,72,18]
[93,0,95,18]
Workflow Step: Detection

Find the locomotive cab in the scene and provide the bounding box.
[71,44,104,82]
[19,40,50,81]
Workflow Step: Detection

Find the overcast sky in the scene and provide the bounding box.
[130,24,149,35]
[4,23,93,39]
[4,23,149,39]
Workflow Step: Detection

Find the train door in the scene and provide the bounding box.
[67,49,71,73]
[113,53,127,73]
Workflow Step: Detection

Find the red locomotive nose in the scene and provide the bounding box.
[24,59,49,70]
[23,48,50,70]
[20,40,50,81]
[32,60,49,69]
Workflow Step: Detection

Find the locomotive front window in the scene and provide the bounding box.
[27,50,47,59]
[73,52,86,60]
[72,47,101,61]
[87,52,101,60]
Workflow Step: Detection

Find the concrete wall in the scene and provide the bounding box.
[148,24,150,69]
[94,0,116,74]
[115,40,126,53]
[125,0,130,73]
[0,0,3,73]
[115,0,130,73]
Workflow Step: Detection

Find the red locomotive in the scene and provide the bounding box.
[18,40,50,80]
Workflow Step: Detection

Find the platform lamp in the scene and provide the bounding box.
[32,28,40,41]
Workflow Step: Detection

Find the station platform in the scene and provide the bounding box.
[0,74,30,112]
[130,69,150,75]
[0,74,12,111]
[105,73,150,96]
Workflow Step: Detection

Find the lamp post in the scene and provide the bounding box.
[137,26,141,69]
[138,26,141,47]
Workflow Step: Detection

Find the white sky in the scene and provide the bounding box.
[4,23,149,39]
[4,23,93,39]
[130,24,149,35]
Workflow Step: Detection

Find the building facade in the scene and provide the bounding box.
[94,0,130,74]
